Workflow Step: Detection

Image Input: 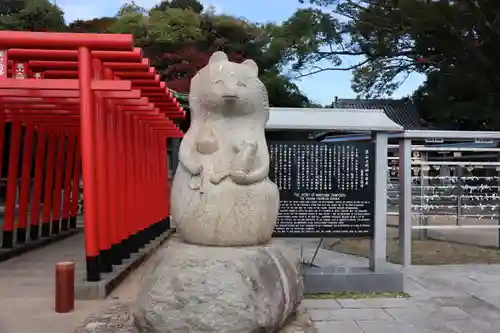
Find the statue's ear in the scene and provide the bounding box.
[209,51,228,64]
[242,59,258,76]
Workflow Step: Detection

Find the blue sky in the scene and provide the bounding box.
[54,0,425,105]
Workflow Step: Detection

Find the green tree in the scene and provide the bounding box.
[117,1,147,16]
[155,0,204,14]
[276,0,500,129]
[10,0,312,109]
[148,7,204,43]
[109,2,204,53]
[0,0,66,31]
[156,6,313,107]
[108,2,148,41]
[261,70,311,107]
[69,17,116,33]
[0,0,25,14]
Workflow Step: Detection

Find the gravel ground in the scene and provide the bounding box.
[328,238,500,265]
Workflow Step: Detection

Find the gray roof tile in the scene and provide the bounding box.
[331,99,433,130]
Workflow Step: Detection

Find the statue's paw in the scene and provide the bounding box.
[210,173,226,184]
[230,170,247,184]
[189,176,202,190]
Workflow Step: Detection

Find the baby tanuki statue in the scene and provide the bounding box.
[134,52,304,333]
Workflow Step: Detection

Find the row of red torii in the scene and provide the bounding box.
[0,31,185,282]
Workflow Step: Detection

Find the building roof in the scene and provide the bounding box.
[331,99,432,130]
[170,93,429,131]
[266,107,403,132]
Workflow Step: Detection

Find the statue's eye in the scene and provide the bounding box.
[215,80,223,84]
[237,82,246,87]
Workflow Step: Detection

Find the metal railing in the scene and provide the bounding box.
[387,137,500,265]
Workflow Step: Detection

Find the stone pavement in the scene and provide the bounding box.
[0,231,145,333]
[0,232,99,333]
[2,233,500,333]
[302,264,500,333]
[278,238,500,333]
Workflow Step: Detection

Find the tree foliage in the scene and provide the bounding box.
[275,0,500,129]
[0,0,25,14]
[148,8,204,43]
[6,0,500,129]
[107,0,313,107]
[0,0,66,31]
[160,46,244,92]
[0,0,313,108]
[69,17,116,33]
[155,0,204,14]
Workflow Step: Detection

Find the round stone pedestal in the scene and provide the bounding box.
[133,238,303,333]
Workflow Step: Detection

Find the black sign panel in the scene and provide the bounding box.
[268,141,375,238]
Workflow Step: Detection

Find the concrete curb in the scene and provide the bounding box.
[75,228,175,300]
[303,265,404,294]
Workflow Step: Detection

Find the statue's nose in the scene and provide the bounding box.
[221,85,238,100]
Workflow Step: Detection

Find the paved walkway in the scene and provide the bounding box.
[303,265,500,332]
[1,234,500,332]
[0,232,145,333]
[285,238,500,333]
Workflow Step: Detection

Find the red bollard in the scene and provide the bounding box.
[55,261,75,313]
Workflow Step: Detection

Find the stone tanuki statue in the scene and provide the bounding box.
[134,52,305,333]
[170,51,280,246]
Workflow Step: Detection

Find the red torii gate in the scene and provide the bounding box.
[0,31,184,282]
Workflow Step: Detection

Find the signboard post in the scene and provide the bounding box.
[269,141,375,238]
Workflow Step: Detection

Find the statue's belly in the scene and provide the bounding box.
[170,160,279,246]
